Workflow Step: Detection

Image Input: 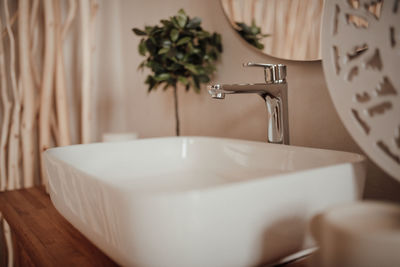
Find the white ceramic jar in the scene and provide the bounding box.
[310,201,400,267]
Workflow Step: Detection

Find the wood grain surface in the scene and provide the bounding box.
[0,186,117,267]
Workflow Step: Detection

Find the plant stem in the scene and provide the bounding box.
[173,86,180,136]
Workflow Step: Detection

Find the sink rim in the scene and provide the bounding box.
[45,136,365,163]
[44,136,365,196]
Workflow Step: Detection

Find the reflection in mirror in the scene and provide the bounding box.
[221,0,323,61]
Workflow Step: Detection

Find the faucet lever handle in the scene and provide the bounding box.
[243,62,286,83]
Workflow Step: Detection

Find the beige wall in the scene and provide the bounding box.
[94,0,400,202]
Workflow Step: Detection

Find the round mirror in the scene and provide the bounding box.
[220,0,324,61]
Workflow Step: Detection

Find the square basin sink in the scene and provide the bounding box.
[43,137,365,267]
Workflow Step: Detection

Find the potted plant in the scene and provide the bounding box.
[133,9,223,136]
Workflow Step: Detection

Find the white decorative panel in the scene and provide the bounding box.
[322,0,400,180]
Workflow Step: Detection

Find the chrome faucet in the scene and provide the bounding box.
[208,63,289,144]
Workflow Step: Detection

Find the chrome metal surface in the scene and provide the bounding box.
[267,247,317,266]
[243,63,287,83]
[208,62,289,144]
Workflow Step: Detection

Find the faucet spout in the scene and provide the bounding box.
[208,83,282,97]
[208,63,289,145]
[208,84,226,99]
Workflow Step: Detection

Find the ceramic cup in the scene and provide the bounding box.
[310,201,400,267]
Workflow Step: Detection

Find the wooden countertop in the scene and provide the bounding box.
[0,186,117,266]
[0,186,308,267]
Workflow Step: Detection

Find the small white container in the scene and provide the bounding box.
[310,201,400,267]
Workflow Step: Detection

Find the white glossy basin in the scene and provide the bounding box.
[43,137,365,267]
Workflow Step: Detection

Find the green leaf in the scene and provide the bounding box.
[192,47,201,54]
[149,36,157,45]
[169,56,179,63]
[145,75,156,92]
[177,76,189,85]
[197,31,210,39]
[160,20,172,27]
[150,27,163,35]
[145,39,156,55]
[187,43,201,54]
[212,33,221,46]
[184,64,198,74]
[167,63,181,71]
[187,17,202,29]
[208,49,218,60]
[133,28,147,36]
[176,37,191,46]
[138,39,147,56]
[155,73,171,81]
[175,52,184,60]
[217,41,223,53]
[176,9,187,28]
[158,47,170,55]
[166,47,177,58]
[171,17,181,29]
[170,29,179,42]
[145,26,154,34]
[256,43,264,49]
[162,40,172,48]
[177,9,186,16]
[148,61,164,73]
[197,74,210,83]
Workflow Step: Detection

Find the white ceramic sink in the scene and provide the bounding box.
[43,137,365,267]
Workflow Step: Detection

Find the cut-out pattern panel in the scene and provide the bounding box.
[322,0,400,181]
